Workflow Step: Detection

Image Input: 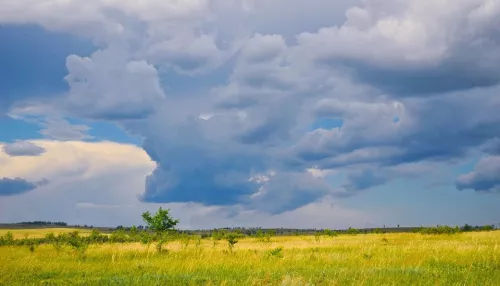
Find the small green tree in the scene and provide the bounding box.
[142,207,179,253]
[142,207,180,235]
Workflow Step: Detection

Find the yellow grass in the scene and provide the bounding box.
[1,230,499,285]
[0,228,92,239]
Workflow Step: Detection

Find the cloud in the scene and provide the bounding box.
[456,156,500,193]
[7,106,94,141]
[342,169,388,193]
[0,140,155,184]
[0,139,374,228]
[2,141,46,156]
[239,33,287,64]
[2,0,500,216]
[0,177,47,196]
[293,86,500,171]
[39,118,93,141]
[0,140,155,225]
[247,171,343,214]
[295,0,500,95]
[481,137,500,155]
[64,48,166,120]
[0,25,95,115]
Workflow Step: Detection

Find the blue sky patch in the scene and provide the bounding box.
[310,118,343,131]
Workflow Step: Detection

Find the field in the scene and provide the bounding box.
[0,228,93,239]
[1,229,499,285]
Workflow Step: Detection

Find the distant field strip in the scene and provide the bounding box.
[0,228,93,239]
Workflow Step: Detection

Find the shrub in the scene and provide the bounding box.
[461,224,473,232]
[346,227,360,235]
[44,232,56,242]
[129,226,138,237]
[323,229,339,237]
[110,229,129,243]
[3,231,14,245]
[88,229,108,243]
[314,232,321,242]
[211,230,225,247]
[480,225,495,231]
[256,229,273,243]
[180,233,191,249]
[67,232,89,260]
[28,241,37,253]
[225,232,243,252]
[417,226,460,235]
[266,247,284,258]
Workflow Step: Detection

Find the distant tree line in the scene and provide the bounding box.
[16,221,68,226]
[414,224,495,235]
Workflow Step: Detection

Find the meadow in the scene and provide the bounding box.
[0,228,93,239]
[0,228,499,285]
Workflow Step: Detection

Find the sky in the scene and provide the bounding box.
[0,0,499,229]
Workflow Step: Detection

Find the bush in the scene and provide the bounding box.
[211,230,225,247]
[461,224,473,232]
[256,229,273,243]
[266,247,284,258]
[417,226,460,235]
[179,233,191,249]
[3,231,14,245]
[346,227,360,235]
[480,225,494,231]
[140,231,153,246]
[0,232,12,246]
[323,229,339,237]
[460,224,495,232]
[110,229,129,243]
[66,232,89,259]
[224,232,244,252]
[89,229,108,243]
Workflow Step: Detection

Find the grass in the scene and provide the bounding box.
[0,228,93,239]
[1,230,499,285]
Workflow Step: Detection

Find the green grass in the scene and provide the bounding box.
[1,230,499,285]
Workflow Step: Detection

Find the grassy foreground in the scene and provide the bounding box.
[0,230,499,285]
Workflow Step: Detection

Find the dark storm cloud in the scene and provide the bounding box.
[2,141,46,156]
[0,177,47,196]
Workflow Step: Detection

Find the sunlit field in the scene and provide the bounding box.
[1,229,499,285]
[0,228,93,239]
